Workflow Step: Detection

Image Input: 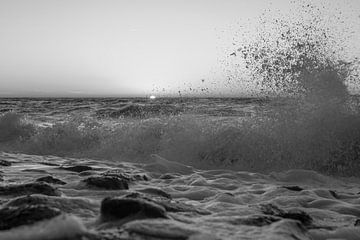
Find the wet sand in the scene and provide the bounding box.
[1,152,360,239]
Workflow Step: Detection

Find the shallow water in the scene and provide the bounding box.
[1,151,360,239]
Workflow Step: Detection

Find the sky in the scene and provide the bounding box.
[0,0,359,97]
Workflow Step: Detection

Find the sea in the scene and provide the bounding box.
[1,96,360,239]
[1,95,360,174]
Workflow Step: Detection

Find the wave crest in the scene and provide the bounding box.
[1,111,360,176]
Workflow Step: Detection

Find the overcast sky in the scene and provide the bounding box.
[0,0,359,97]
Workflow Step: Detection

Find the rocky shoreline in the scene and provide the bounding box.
[1,152,360,240]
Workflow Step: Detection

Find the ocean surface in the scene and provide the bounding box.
[1,96,360,174]
[0,97,270,169]
[1,97,360,239]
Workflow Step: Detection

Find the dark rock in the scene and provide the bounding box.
[260,203,288,216]
[136,174,149,181]
[5,194,98,217]
[125,192,211,215]
[83,176,129,190]
[0,182,61,196]
[100,197,167,222]
[0,204,61,230]
[101,169,149,182]
[281,210,313,226]
[0,159,11,166]
[355,219,360,226]
[60,165,93,173]
[36,176,67,185]
[229,215,280,226]
[282,186,304,192]
[259,203,312,226]
[6,195,56,207]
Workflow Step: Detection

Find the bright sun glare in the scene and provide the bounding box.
[149,95,156,99]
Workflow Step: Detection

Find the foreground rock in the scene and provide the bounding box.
[101,169,149,182]
[5,194,98,217]
[0,204,61,230]
[83,176,129,190]
[0,182,61,197]
[100,197,167,223]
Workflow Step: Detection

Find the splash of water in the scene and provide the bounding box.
[224,1,360,175]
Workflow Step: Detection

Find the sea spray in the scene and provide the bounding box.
[223,1,360,174]
[0,113,34,143]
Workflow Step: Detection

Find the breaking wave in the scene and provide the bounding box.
[0,104,360,176]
